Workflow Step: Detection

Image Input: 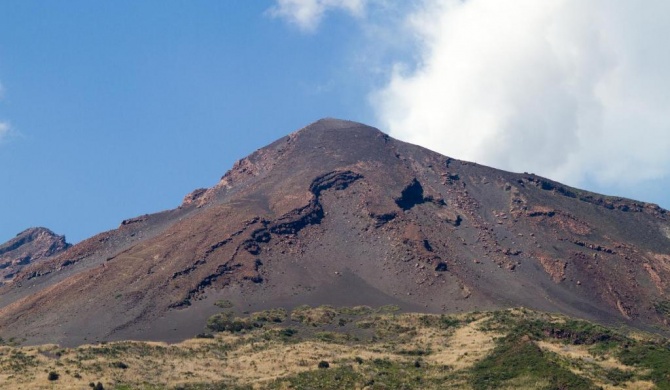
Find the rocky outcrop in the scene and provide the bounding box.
[170,170,364,308]
[181,188,208,208]
[0,228,70,282]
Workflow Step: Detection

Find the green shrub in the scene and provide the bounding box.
[112,361,129,369]
[337,306,373,316]
[376,305,400,313]
[355,320,374,329]
[290,305,337,326]
[618,342,670,388]
[214,299,234,309]
[654,301,670,318]
[604,367,633,385]
[398,348,431,356]
[251,308,287,323]
[471,336,595,389]
[206,312,258,333]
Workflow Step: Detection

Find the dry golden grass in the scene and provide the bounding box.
[536,341,657,390]
[537,341,630,371]
[423,316,499,370]
[0,308,668,389]
[0,312,478,389]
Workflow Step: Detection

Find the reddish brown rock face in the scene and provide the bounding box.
[0,118,669,346]
[0,228,70,283]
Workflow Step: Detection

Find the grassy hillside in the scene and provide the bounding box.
[1,305,669,389]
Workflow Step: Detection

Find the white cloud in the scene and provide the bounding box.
[0,82,8,143]
[371,0,670,189]
[0,122,9,143]
[268,0,369,32]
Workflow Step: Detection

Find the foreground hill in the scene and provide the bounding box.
[1,307,669,389]
[0,227,70,284]
[0,118,669,346]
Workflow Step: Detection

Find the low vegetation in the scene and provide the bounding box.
[0,306,668,389]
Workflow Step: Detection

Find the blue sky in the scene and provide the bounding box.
[1,1,669,243]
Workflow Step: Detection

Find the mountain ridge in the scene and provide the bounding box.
[0,227,70,284]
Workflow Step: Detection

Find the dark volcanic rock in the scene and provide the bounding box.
[0,228,70,282]
[1,118,670,346]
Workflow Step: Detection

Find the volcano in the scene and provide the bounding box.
[1,118,669,346]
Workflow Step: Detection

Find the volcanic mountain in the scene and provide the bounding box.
[1,118,669,346]
[0,227,70,284]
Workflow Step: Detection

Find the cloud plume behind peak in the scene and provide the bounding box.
[371,0,670,190]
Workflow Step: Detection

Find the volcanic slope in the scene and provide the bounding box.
[1,118,670,346]
[0,227,70,284]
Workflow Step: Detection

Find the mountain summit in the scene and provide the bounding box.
[0,227,70,283]
[1,119,669,346]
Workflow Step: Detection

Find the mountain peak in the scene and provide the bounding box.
[15,227,57,238]
[293,118,384,139]
[301,117,373,130]
[0,227,70,283]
